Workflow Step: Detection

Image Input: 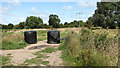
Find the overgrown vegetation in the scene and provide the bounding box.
[60,29,118,66]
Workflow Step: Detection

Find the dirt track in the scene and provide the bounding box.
[0,40,63,66]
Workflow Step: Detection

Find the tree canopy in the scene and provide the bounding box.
[89,2,120,29]
[7,23,14,29]
[48,14,61,28]
[25,16,43,29]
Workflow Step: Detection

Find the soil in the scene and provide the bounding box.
[0,40,63,66]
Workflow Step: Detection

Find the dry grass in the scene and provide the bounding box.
[2,33,28,50]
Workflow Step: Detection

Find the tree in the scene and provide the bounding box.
[18,22,25,29]
[90,2,119,29]
[24,26,30,29]
[64,22,68,25]
[2,25,8,29]
[8,23,14,29]
[85,20,93,29]
[59,23,64,28]
[117,1,120,29]
[25,16,43,29]
[0,24,2,29]
[48,14,61,28]
[14,25,20,29]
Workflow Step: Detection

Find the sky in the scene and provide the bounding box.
[0,0,102,25]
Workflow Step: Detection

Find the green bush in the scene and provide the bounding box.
[24,26,30,29]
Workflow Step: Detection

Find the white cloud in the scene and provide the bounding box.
[31,7,40,15]
[92,10,95,14]
[0,16,3,24]
[31,7,50,18]
[7,0,20,6]
[20,17,25,22]
[88,15,92,18]
[0,6,11,14]
[30,7,51,24]
[77,1,96,8]
[62,5,73,10]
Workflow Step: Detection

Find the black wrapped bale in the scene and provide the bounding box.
[24,31,37,44]
[47,30,60,44]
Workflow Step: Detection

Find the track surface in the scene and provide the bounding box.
[0,40,63,66]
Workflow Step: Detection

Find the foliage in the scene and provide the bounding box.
[25,16,43,29]
[19,22,25,29]
[85,20,93,29]
[64,20,85,28]
[2,25,8,29]
[24,26,30,29]
[1,15,86,29]
[61,29,118,66]
[7,23,14,29]
[48,14,61,28]
[89,2,119,29]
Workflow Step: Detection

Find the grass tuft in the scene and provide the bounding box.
[41,47,56,53]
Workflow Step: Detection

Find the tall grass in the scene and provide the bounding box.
[2,33,28,50]
[61,29,118,66]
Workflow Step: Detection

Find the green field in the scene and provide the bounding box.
[2,29,68,50]
[1,28,119,66]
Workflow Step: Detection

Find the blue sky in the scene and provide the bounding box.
[0,0,100,25]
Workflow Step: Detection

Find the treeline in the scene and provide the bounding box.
[1,2,120,29]
[1,15,86,29]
